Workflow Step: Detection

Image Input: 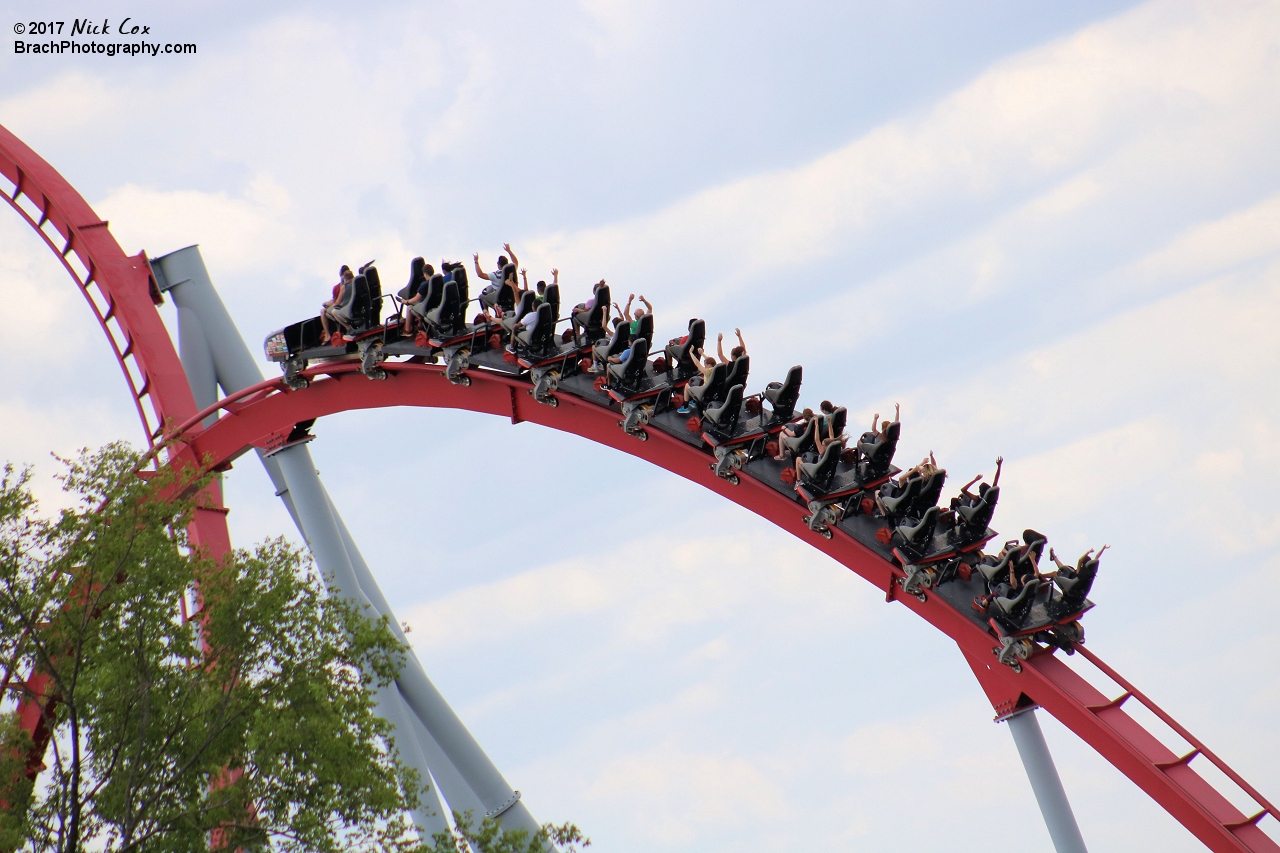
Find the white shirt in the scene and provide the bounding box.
[519,311,539,332]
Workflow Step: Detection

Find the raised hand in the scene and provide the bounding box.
[473,252,479,262]
[503,242,513,254]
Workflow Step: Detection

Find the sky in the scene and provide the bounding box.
[3,0,1279,850]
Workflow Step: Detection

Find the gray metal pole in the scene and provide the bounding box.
[325,489,513,827]
[1005,708,1089,853]
[272,445,542,838]
[269,443,450,837]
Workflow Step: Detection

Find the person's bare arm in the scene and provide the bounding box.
[991,456,1004,488]
[639,295,653,314]
[473,253,486,281]
[520,268,528,289]
[503,243,518,269]
[893,402,900,423]
[623,294,635,322]
[716,333,727,363]
[871,412,880,433]
[735,328,746,354]
[552,268,559,285]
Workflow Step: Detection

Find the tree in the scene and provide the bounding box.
[0,443,418,852]
[0,444,587,853]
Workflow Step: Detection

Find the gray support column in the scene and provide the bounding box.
[271,443,449,838]
[404,699,489,825]
[1006,708,1089,853]
[326,490,489,823]
[151,245,266,394]
[271,446,542,838]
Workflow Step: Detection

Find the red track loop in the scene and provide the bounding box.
[2,123,1275,852]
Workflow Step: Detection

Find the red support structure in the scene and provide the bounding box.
[1,122,1276,852]
[0,124,234,791]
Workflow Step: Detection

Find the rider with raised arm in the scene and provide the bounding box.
[954,456,1003,508]
[475,242,520,312]
[622,293,653,338]
[717,328,747,363]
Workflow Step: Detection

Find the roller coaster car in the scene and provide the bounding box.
[685,355,748,414]
[794,408,896,505]
[664,319,706,382]
[981,574,1095,665]
[605,338,671,403]
[702,366,803,482]
[890,500,998,566]
[514,294,588,405]
[264,266,396,386]
[571,285,612,344]
[422,278,498,385]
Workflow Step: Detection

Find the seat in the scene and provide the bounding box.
[365,266,384,325]
[894,506,939,550]
[722,355,749,397]
[425,280,461,333]
[955,485,999,539]
[544,284,561,322]
[572,285,611,342]
[350,274,373,330]
[665,319,706,375]
[410,274,444,319]
[763,365,802,421]
[879,477,923,520]
[857,420,900,480]
[778,418,817,458]
[977,549,1016,586]
[593,323,630,367]
[607,337,650,388]
[451,266,470,308]
[399,257,426,300]
[495,264,518,313]
[1053,557,1099,616]
[632,312,654,346]
[502,291,536,332]
[798,440,844,491]
[819,407,847,446]
[910,469,947,517]
[991,578,1042,624]
[685,361,728,410]
[515,303,556,351]
[704,384,744,434]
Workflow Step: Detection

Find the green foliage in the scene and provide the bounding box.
[427,813,589,853]
[0,444,420,852]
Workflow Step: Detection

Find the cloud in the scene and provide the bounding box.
[584,745,789,844]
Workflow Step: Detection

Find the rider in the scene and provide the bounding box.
[321,264,355,340]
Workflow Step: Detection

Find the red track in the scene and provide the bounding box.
[2,123,1275,852]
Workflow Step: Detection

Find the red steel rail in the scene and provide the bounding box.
[1,122,1275,852]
